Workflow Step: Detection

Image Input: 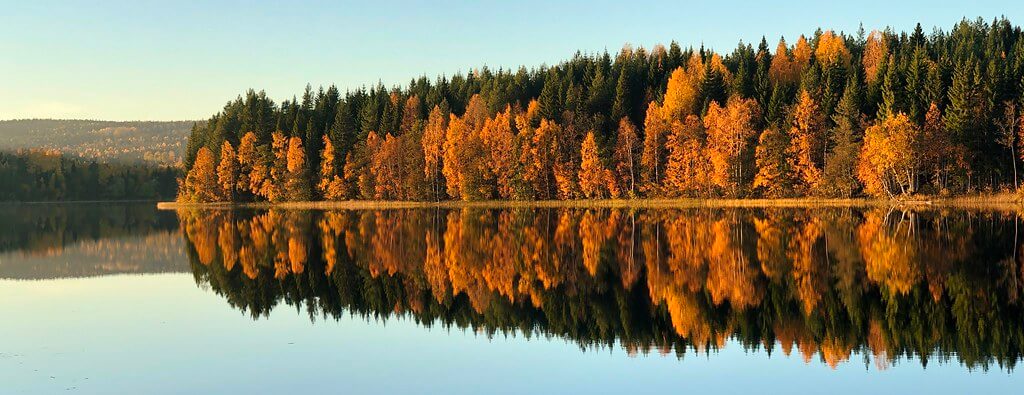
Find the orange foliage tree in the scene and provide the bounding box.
[814,30,851,67]
[236,132,263,198]
[857,113,922,197]
[578,131,617,198]
[704,97,761,196]
[422,105,448,200]
[613,117,640,197]
[285,136,311,201]
[788,90,827,194]
[641,102,669,194]
[663,115,712,196]
[318,135,345,200]
[216,141,238,201]
[182,147,220,202]
[862,31,888,84]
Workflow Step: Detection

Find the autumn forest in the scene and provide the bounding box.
[180,18,1024,203]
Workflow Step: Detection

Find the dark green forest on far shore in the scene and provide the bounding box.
[0,150,178,201]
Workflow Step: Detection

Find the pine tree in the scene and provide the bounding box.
[823,74,864,197]
[753,127,795,198]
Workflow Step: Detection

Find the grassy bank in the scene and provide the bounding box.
[157,193,1024,211]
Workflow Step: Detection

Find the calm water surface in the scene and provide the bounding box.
[2,203,1023,393]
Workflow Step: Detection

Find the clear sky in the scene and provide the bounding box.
[3,0,1023,121]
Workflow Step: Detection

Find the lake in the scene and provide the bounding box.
[2,203,1023,393]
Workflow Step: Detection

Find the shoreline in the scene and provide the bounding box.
[157,194,1024,211]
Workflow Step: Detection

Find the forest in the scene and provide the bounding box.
[180,18,1024,203]
[0,119,192,166]
[0,149,178,201]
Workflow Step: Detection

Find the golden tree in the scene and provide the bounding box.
[663,115,711,196]
[182,146,220,202]
[704,97,760,197]
[318,135,345,200]
[480,107,516,198]
[792,35,811,73]
[578,131,613,198]
[788,90,827,194]
[769,36,809,86]
[422,105,448,200]
[612,117,640,196]
[261,132,289,202]
[641,102,669,194]
[237,132,262,197]
[216,141,238,201]
[285,136,311,201]
[531,119,561,199]
[441,116,467,199]
[371,133,403,199]
[814,30,851,67]
[857,113,922,197]
[662,54,704,120]
[862,30,888,84]
[769,37,794,83]
[442,115,489,200]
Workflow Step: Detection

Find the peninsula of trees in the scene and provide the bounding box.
[180,18,1024,203]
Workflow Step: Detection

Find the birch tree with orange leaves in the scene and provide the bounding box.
[641,102,669,194]
[704,97,761,196]
[613,117,640,197]
[422,105,448,200]
[857,114,922,197]
[578,131,616,198]
[663,115,712,196]
[788,90,828,194]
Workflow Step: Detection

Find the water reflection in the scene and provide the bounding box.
[0,204,184,279]
[178,207,1024,371]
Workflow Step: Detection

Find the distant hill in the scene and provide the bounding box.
[0,119,195,166]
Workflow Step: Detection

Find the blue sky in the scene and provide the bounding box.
[2,0,1022,121]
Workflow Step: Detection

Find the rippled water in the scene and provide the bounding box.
[2,203,1023,393]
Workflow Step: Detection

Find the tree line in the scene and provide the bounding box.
[180,207,1024,370]
[0,150,178,201]
[180,18,1024,202]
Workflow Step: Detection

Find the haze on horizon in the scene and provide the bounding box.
[3,0,1022,122]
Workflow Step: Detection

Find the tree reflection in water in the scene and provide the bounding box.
[178,207,1024,371]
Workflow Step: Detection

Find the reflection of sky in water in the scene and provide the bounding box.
[1,274,1019,394]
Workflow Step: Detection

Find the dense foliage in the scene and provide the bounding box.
[0,119,192,166]
[0,150,178,201]
[179,207,1024,371]
[182,18,1024,202]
